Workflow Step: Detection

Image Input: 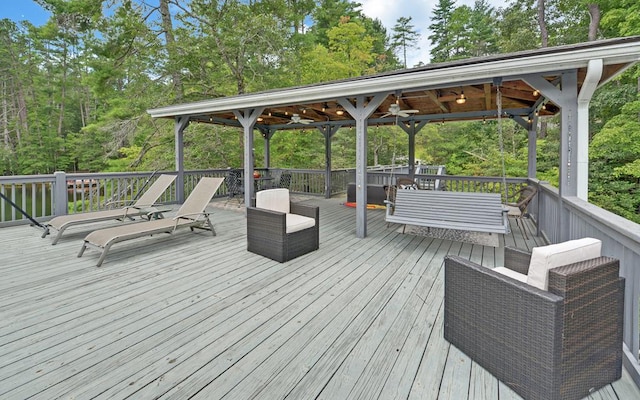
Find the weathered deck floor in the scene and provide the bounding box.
[1,196,638,400]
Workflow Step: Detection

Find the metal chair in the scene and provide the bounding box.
[504,185,537,239]
[224,169,244,205]
[277,172,292,189]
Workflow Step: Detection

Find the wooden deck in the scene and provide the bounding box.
[1,196,639,400]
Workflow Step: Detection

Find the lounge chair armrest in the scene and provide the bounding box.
[504,246,532,274]
[290,202,319,222]
[173,211,209,221]
[104,200,137,209]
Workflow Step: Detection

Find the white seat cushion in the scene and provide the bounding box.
[286,213,316,233]
[494,267,528,283]
[527,237,601,290]
[256,188,290,214]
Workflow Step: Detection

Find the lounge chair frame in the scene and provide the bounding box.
[78,177,223,267]
[45,174,176,244]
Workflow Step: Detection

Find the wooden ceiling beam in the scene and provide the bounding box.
[425,90,450,113]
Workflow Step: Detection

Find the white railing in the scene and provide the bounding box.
[534,182,640,389]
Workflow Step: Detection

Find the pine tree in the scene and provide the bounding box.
[428,0,457,62]
[391,16,420,68]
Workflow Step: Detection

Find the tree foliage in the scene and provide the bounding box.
[1,0,640,221]
[391,16,420,68]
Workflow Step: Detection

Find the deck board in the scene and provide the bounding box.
[0,196,637,400]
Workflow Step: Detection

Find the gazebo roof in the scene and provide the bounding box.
[148,36,640,128]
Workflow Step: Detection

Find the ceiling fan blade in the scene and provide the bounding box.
[398,111,409,117]
[380,112,392,118]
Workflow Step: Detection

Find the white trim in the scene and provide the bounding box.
[148,39,640,119]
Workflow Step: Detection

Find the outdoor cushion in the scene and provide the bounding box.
[286,213,316,233]
[256,188,290,214]
[527,237,601,290]
[493,266,527,282]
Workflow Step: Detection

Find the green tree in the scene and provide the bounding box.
[428,0,456,62]
[496,0,539,52]
[391,16,420,68]
[310,0,362,46]
[602,0,640,36]
[326,17,374,77]
[467,0,499,57]
[589,100,640,223]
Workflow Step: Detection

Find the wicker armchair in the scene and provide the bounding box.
[247,189,319,262]
[444,244,624,400]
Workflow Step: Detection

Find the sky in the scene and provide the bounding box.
[1,0,506,66]
[360,0,506,67]
[1,1,51,26]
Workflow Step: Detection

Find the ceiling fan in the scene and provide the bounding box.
[380,103,419,118]
[287,113,314,125]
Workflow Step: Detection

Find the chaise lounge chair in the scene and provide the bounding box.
[45,174,177,244]
[78,177,224,267]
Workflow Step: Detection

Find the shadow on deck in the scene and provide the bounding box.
[1,196,638,399]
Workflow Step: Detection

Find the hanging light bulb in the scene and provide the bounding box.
[455,91,466,104]
[336,106,344,116]
[533,89,540,96]
[322,102,328,112]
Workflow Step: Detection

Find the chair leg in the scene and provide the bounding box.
[517,217,529,240]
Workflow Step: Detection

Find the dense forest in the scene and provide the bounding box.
[1,0,639,222]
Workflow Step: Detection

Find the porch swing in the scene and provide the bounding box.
[384,81,510,237]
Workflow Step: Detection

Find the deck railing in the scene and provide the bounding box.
[2,170,639,388]
[533,181,640,389]
[0,170,229,225]
[365,171,529,198]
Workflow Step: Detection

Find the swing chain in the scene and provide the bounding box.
[496,84,508,202]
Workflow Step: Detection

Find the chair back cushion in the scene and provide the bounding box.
[256,188,290,214]
[527,237,601,290]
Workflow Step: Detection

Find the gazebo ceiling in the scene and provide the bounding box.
[148,36,640,129]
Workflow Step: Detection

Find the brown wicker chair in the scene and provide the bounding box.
[444,246,624,400]
[246,189,319,262]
